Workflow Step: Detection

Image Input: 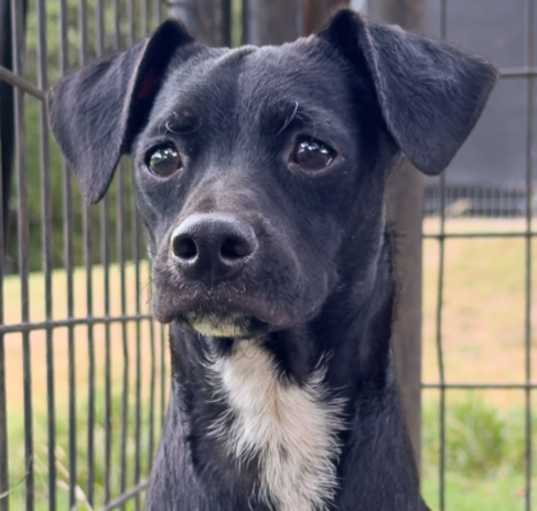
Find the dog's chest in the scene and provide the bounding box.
[208,342,346,511]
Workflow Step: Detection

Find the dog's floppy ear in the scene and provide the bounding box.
[48,20,194,203]
[320,10,498,175]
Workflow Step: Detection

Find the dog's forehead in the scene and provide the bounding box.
[148,38,355,132]
[238,39,351,98]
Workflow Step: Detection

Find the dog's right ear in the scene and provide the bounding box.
[48,20,195,203]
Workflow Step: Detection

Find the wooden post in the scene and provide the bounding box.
[368,0,426,466]
[168,0,229,45]
[243,0,303,45]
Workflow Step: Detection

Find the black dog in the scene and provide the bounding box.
[48,10,496,511]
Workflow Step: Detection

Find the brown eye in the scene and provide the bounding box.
[146,144,182,177]
[291,136,336,172]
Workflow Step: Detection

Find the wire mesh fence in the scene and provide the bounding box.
[422,1,535,510]
[0,1,173,509]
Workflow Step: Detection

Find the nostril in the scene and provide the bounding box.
[220,235,252,261]
[173,235,198,261]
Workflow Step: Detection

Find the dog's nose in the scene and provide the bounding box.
[170,213,258,283]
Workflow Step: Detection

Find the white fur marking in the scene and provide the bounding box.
[208,342,347,511]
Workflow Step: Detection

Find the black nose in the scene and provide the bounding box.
[170,213,258,284]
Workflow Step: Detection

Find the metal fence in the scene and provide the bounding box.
[0,1,535,510]
[0,1,174,510]
[422,1,535,510]
[424,184,536,218]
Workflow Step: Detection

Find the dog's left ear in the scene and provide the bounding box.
[48,20,195,203]
[319,10,498,175]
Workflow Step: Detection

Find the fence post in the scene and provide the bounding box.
[368,0,426,467]
[243,0,303,45]
[0,0,26,255]
[168,0,231,45]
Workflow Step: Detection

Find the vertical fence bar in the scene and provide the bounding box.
[58,0,78,505]
[118,7,132,500]
[0,3,9,507]
[118,166,130,504]
[154,0,162,25]
[0,9,8,504]
[93,0,114,505]
[436,2,448,509]
[77,0,97,504]
[36,0,56,508]
[148,313,156,468]
[524,1,534,509]
[10,0,33,508]
[132,194,142,509]
[160,325,166,430]
[142,0,150,36]
[223,0,232,46]
[132,171,143,511]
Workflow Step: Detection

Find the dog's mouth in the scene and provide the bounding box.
[182,312,268,339]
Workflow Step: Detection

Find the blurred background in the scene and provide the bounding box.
[0,1,535,510]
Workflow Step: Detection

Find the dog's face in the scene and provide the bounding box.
[134,39,388,337]
[48,11,496,339]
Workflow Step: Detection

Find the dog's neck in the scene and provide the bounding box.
[148,233,422,511]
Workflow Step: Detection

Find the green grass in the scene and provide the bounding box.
[5,389,163,510]
[422,396,537,510]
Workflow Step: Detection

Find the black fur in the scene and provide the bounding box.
[48,10,497,510]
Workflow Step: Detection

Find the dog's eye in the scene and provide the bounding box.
[146,144,182,177]
[291,136,336,172]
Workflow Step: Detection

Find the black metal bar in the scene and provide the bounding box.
[523,1,534,509]
[0,314,153,334]
[154,0,162,24]
[422,383,537,390]
[0,0,14,244]
[142,0,150,36]
[0,66,45,100]
[423,232,537,239]
[94,1,114,505]
[500,67,537,79]
[58,0,78,505]
[435,4,447,510]
[148,308,157,469]
[0,12,8,507]
[101,481,149,511]
[160,324,166,430]
[132,177,143,511]
[36,0,56,508]
[128,0,135,45]
[223,0,232,46]
[10,1,33,509]
[76,0,97,505]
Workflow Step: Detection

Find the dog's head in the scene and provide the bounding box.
[49,11,496,339]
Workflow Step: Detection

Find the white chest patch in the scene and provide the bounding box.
[208,341,347,511]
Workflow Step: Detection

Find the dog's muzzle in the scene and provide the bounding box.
[167,212,261,337]
[170,212,258,286]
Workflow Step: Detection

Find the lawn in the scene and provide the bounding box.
[1,218,536,509]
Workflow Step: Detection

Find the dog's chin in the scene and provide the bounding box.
[182,313,268,339]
